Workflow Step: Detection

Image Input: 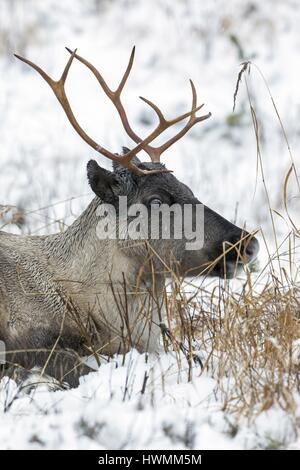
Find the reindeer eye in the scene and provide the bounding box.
[149,197,163,207]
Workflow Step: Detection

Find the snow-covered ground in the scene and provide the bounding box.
[1,0,300,450]
[1,349,299,450]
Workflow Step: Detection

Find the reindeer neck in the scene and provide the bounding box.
[44,197,140,290]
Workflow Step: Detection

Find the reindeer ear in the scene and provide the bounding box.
[87,160,118,202]
[112,147,141,173]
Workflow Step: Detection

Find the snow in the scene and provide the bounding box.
[0,351,246,449]
[1,349,298,450]
[1,0,300,450]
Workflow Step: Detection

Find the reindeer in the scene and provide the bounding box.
[0,48,259,387]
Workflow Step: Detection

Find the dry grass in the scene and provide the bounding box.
[164,257,300,423]
[163,63,300,424]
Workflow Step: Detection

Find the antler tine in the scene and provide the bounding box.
[116,45,135,95]
[14,53,55,88]
[154,80,212,156]
[139,96,204,127]
[137,80,211,160]
[60,48,77,85]
[65,46,143,146]
[190,79,197,111]
[139,97,166,124]
[132,96,206,162]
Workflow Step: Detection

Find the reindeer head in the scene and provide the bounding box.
[87,153,258,279]
[15,47,259,279]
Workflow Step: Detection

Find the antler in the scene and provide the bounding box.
[14,47,211,176]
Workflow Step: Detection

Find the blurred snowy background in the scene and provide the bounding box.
[1,0,300,450]
[1,0,300,240]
